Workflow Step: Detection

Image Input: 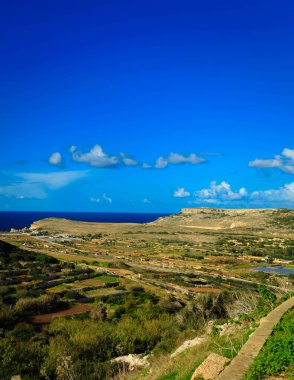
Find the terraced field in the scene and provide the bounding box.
[0,208,293,380]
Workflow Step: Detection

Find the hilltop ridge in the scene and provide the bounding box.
[151,207,294,234]
[181,207,273,214]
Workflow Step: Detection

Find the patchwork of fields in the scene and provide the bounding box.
[0,208,293,379]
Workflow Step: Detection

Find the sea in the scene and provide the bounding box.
[0,211,171,232]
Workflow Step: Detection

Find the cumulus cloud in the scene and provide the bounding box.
[0,171,88,200]
[48,152,63,166]
[90,193,112,204]
[249,148,294,175]
[174,188,191,198]
[69,144,207,170]
[187,180,294,207]
[249,156,283,169]
[282,148,294,160]
[168,153,204,165]
[120,153,138,167]
[194,181,248,203]
[155,152,205,169]
[70,145,119,168]
[155,157,169,169]
[251,182,294,205]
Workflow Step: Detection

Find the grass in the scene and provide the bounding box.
[91,261,112,268]
[95,275,119,283]
[47,284,72,293]
[244,308,294,380]
[123,324,255,380]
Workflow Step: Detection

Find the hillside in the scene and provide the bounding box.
[29,207,294,236]
[152,207,294,233]
[1,208,293,379]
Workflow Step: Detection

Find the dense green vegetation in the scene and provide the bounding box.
[0,286,236,379]
[0,239,58,268]
[244,308,294,380]
[0,240,257,380]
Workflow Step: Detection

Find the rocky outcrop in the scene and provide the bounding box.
[170,336,207,358]
[191,353,230,380]
[112,354,150,371]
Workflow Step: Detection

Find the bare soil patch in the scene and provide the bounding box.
[108,268,133,275]
[31,304,95,324]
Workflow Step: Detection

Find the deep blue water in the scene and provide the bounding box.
[0,211,171,232]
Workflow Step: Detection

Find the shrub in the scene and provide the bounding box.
[258,284,276,304]
[0,338,46,379]
[14,294,58,316]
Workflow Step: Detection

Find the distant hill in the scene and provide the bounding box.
[26,207,294,241]
[151,207,294,232]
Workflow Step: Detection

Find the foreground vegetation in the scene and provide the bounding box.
[244,307,294,380]
[1,208,294,379]
[0,240,283,380]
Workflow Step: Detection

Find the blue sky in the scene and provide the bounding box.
[0,0,294,212]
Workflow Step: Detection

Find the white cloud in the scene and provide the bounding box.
[143,198,151,204]
[123,158,138,166]
[174,188,190,198]
[155,152,205,169]
[90,197,100,203]
[18,171,87,189]
[251,182,294,204]
[120,153,138,167]
[69,145,206,170]
[90,193,112,204]
[282,148,294,160]
[48,152,63,165]
[249,156,283,169]
[249,148,294,175]
[155,157,168,169]
[194,181,248,203]
[168,153,204,165]
[70,145,119,168]
[188,180,294,207]
[0,171,88,200]
[103,194,112,203]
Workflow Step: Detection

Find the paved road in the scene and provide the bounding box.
[217,296,294,380]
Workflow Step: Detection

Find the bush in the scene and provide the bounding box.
[14,294,58,316]
[0,304,17,329]
[258,285,276,304]
[63,290,83,300]
[0,338,46,379]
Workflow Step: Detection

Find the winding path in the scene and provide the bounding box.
[217,295,294,380]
